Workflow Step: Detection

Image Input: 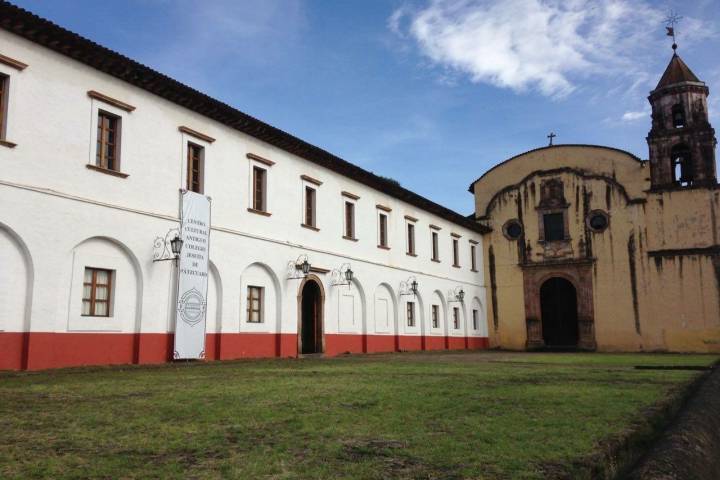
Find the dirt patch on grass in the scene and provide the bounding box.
[340,399,379,409]
[339,439,464,480]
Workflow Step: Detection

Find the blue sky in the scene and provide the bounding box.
[13,0,720,214]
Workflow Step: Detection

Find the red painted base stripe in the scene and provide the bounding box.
[0,332,489,371]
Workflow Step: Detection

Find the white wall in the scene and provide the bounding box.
[0,30,487,341]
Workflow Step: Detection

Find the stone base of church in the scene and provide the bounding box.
[0,332,490,371]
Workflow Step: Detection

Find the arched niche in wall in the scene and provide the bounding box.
[239,262,281,333]
[400,289,424,336]
[0,223,34,369]
[447,298,467,335]
[429,290,447,335]
[373,283,397,334]
[471,296,488,336]
[204,260,223,334]
[66,236,143,334]
[333,277,366,335]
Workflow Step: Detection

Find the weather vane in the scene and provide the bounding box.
[665,10,682,52]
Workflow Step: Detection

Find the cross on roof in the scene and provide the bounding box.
[547,132,556,146]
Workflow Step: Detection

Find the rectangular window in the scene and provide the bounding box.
[472,309,479,330]
[471,244,477,271]
[246,286,264,323]
[0,74,7,139]
[407,223,415,255]
[344,201,355,239]
[407,302,415,327]
[452,239,460,266]
[187,143,204,193]
[431,231,439,261]
[453,307,460,329]
[304,186,316,227]
[82,267,113,317]
[432,305,439,328]
[378,213,388,247]
[543,212,565,241]
[96,111,121,171]
[253,166,267,211]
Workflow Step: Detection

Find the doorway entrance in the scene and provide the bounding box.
[300,278,323,354]
[540,277,579,347]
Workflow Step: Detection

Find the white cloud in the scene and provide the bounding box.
[388,5,409,37]
[621,110,648,122]
[390,0,712,98]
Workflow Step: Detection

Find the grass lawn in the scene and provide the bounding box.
[0,351,716,479]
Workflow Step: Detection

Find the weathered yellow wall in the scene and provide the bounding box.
[475,145,720,353]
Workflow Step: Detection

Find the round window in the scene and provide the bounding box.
[503,220,523,240]
[587,210,609,232]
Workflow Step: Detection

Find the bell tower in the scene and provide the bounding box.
[647,50,717,189]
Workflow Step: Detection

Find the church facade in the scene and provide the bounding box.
[471,53,720,353]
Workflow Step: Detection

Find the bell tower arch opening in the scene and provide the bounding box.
[671,143,693,186]
[671,103,685,128]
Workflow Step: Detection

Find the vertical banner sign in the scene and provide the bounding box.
[174,190,211,359]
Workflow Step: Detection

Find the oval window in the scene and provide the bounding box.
[587,210,609,232]
[503,220,523,240]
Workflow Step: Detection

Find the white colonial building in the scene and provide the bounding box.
[0,3,488,370]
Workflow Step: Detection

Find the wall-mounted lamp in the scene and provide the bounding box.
[287,254,311,279]
[153,228,183,262]
[331,263,354,287]
[449,286,465,303]
[400,276,419,297]
[170,235,184,257]
[298,257,311,276]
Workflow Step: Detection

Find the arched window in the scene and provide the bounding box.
[672,104,685,128]
[671,144,693,186]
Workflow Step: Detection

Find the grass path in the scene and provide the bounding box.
[0,351,716,479]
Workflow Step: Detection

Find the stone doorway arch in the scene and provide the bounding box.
[540,277,579,347]
[522,262,596,350]
[298,275,325,355]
